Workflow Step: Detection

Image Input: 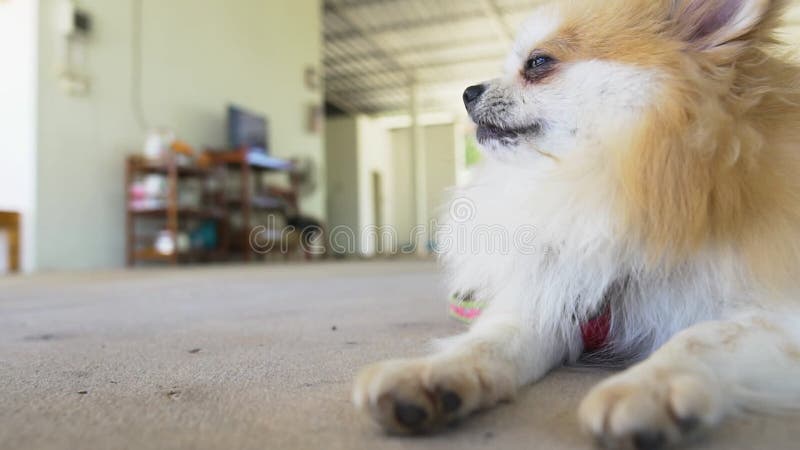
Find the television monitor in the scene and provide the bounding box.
[227,104,269,153]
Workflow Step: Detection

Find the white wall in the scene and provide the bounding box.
[324,115,393,256]
[389,128,416,249]
[424,124,459,226]
[356,116,393,256]
[389,123,464,250]
[326,118,462,257]
[35,0,323,270]
[0,0,38,272]
[325,116,360,249]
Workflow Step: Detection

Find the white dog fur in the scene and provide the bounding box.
[353,0,800,448]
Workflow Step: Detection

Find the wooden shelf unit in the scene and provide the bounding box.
[0,211,20,273]
[125,155,229,266]
[204,149,296,262]
[124,150,310,266]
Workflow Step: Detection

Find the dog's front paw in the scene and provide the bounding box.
[579,367,725,449]
[352,354,514,434]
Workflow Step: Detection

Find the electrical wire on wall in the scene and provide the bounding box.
[131,0,149,131]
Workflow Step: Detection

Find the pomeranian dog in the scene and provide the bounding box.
[353,0,800,448]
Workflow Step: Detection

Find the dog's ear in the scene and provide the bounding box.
[669,0,787,51]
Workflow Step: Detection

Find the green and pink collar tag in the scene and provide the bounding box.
[448,291,486,323]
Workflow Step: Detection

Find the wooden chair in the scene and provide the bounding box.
[0,211,20,273]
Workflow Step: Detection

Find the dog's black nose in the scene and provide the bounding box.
[463,84,486,111]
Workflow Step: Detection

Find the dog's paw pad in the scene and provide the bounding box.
[675,416,701,434]
[353,356,511,434]
[439,390,463,414]
[579,370,723,449]
[632,431,667,450]
[393,401,429,429]
[352,359,444,433]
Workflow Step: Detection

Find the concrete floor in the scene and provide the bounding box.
[0,260,798,450]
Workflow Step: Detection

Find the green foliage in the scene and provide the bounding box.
[465,135,482,166]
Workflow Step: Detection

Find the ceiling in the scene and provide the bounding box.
[322,0,800,116]
[322,0,543,115]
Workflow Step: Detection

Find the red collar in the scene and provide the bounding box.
[580,307,611,352]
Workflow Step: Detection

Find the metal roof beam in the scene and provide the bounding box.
[324,3,535,43]
[476,0,514,46]
[324,36,499,68]
[325,10,484,42]
[329,78,472,98]
[326,0,402,8]
[326,53,503,87]
[324,2,413,85]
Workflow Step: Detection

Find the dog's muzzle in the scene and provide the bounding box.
[463,84,486,114]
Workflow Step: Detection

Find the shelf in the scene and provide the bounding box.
[205,149,293,172]
[132,247,226,262]
[132,248,175,262]
[126,151,300,265]
[129,207,226,219]
[129,158,209,177]
[225,196,285,211]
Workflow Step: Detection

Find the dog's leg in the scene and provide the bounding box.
[579,312,800,449]
[352,306,569,434]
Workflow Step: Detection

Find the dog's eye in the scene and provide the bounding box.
[526,55,554,70]
[523,54,557,82]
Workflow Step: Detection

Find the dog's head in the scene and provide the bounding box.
[465,0,788,163]
[466,0,800,271]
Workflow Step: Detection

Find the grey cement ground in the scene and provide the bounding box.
[0,260,797,450]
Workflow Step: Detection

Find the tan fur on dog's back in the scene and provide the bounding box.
[548,0,800,287]
[622,48,800,278]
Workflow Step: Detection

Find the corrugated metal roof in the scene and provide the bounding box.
[323,0,800,115]
[323,0,544,114]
